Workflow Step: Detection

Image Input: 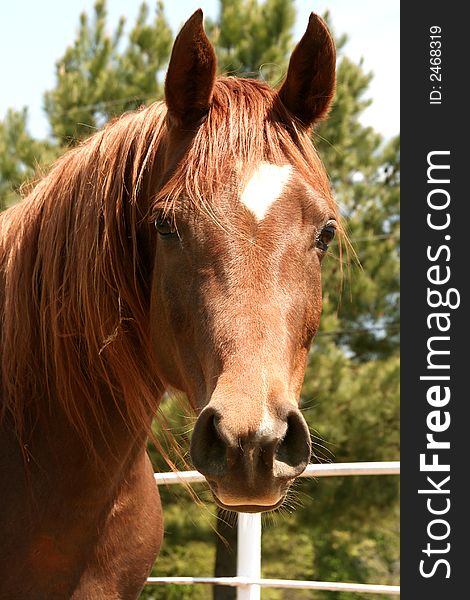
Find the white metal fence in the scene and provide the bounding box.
[149,461,400,598]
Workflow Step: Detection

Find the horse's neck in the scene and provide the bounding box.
[0,391,161,599]
[0,384,153,509]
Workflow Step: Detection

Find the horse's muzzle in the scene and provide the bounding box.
[190,405,311,511]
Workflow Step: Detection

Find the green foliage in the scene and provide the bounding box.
[143,492,217,600]
[206,0,295,83]
[44,0,172,145]
[0,108,55,209]
[315,15,400,360]
[0,1,399,598]
[317,134,400,361]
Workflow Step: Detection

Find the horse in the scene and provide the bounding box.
[0,9,338,599]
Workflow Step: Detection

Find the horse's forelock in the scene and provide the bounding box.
[155,77,340,229]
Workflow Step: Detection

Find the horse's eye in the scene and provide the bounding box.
[316,221,336,251]
[155,215,176,237]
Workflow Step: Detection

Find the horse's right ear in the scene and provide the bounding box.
[165,10,217,127]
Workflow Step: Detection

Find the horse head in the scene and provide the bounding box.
[150,10,337,512]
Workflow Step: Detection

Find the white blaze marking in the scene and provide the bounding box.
[240,163,292,221]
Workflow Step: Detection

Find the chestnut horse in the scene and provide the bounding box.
[0,10,338,600]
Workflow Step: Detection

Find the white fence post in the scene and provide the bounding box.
[237,513,262,600]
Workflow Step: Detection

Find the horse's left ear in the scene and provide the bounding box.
[278,13,336,128]
[165,9,217,127]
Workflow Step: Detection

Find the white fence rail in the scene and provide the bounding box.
[150,461,400,598]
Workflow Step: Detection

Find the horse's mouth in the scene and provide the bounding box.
[211,492,285,513]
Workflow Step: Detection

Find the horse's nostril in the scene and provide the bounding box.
[274,411,311,476]
[190,408,227,477]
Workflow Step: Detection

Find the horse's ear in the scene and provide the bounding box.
[165,9,216,127]
[278,13,336,128]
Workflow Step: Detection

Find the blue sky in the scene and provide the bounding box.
[0,0,399,139]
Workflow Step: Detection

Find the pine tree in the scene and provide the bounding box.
[316,41,400,361]
[0,108,55,210]
[205,0,295,83]
[44,0,172,145]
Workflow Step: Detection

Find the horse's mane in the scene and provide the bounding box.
[0,77,338,454]
[0,102,169,452]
